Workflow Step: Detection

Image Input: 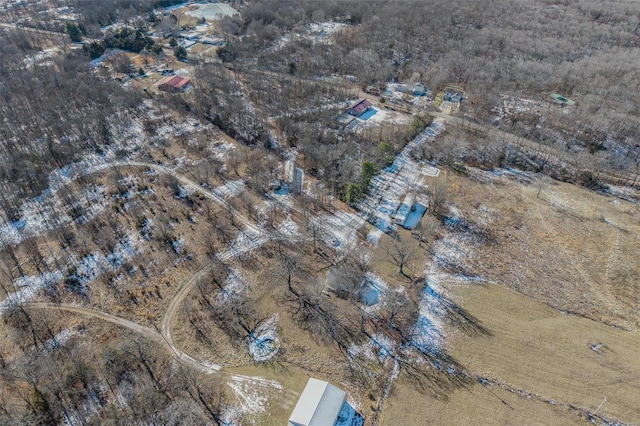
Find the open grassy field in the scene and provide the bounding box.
[382,283,640,424]
[448,169,640,331]
[380,168,640,425]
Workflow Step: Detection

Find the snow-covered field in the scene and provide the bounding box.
[266,21,349,53]
[185,3,238,20]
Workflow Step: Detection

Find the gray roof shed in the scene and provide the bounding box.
[288,378,347,426]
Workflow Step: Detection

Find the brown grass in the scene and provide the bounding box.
[381,283,640,425]
[381,169,640,425]
[446,170,640,330]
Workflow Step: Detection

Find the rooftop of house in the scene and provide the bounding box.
[157,75,190,89]
[349,99,372,116]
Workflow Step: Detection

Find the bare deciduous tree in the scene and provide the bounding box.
[382,236,416,278]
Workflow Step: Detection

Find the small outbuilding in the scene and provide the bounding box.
[444,91,463,103]
[157,75,191,92]
[288,378,347,426]
[550,93,575,106]
[201,36,226,46]
[394,192,416,225]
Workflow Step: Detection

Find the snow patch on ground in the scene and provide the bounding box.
[411,268,447,354]
[313,209,364,253]
[248,314,280,362]
[267,22,348,52]
[269,192,294,209]
[216,268,246,302]
[24,47,59,68]
[277,215,300,237]
[492,95,545,123]
[306,22,348,38]
[348,332,396,363]
[360,272,390,310]
[0,184,109,250]
[209,140,236,161]
[185,3,238,20]
[213,179,245,199]
[0,271,64,311]
[227,375,282,416]
[67,233,141,290]
[410,211,483,356]
[177,184,194,199]
[366,228,383,244]
[219,228,266,260]
[42,327,75,352]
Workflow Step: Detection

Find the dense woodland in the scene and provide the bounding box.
[0,35,142,203]
[210,0,640,184]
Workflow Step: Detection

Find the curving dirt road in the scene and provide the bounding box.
[9,157,357,376]
[27,302,163,343]
[26,302,223,373]
[18,160,271,374]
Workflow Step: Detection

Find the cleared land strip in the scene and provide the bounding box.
[0,22,101,43]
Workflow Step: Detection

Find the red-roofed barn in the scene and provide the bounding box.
[157,75,191,92]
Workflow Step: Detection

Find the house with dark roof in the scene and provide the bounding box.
[347,99,372,117]
[157,75,190,92]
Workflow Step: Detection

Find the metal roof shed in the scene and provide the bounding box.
[288,378,347,426]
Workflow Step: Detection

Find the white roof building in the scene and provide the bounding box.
[288,378,347,426]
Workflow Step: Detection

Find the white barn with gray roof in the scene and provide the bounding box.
[288,378,347,426]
